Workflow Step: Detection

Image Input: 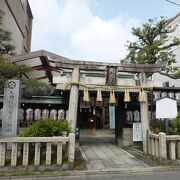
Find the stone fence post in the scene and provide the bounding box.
[68,133,75,170]
[159,132,167,162]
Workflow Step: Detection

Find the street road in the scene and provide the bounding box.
[2,169,180,180]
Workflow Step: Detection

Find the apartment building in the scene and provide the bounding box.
[0,0,33,54]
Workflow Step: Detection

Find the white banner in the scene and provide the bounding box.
[133,123,142,141]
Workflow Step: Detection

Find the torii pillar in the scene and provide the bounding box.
[139,72,149,154]
[68,68,80,133]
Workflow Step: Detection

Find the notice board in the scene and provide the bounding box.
[133,123,142,141]
[156,97,177,119]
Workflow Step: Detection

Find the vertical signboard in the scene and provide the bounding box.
[133,123,142,141]
[2,80,20,136]
[109,106,115,129]
[156,97,177,119]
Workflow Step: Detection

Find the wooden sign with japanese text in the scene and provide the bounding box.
[133,123,142,141]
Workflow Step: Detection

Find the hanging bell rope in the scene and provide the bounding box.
[109,91,116,104]
[96,89,103,102]
[83,89,89,102]
[139,89,146,102]
[124,89,131,102]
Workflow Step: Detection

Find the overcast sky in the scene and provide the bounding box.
[29,0,180,63]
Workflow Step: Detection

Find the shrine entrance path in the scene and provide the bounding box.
[79,129,149,170]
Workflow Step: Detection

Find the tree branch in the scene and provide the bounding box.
[158,71,180,79]
[158,41,180,50]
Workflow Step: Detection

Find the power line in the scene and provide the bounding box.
[166,0,180,6]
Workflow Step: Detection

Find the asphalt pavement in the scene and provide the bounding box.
[1,167,180,180]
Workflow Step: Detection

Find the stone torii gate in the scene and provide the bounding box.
[10,50,163,154]
[50,54,162,154]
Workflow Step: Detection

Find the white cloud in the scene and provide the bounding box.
[29,0,139,63]
[70,16,138,62]
[56,0,93,35]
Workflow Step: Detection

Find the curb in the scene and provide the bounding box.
[1,166,180,179]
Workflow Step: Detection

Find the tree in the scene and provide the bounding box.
[0,10,15,55]
[0,55,31,94]
[21,78,54,97]
[122,17,180,78]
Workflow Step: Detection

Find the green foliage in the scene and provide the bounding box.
[0,55,31,93]
[150,119,164,134]
[150,114,180,135]
[21,119,71,137]
[122,17,180,78]
[169,113,180,135]
[21,78,54,97]
[0,10,15,55]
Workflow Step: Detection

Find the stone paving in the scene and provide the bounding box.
[79,129,149,170]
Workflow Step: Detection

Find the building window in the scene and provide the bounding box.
[163,81,169,87]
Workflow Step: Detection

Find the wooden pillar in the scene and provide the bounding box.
[102,107,106,129]
[139,72,149,154]
[68,68,80,133]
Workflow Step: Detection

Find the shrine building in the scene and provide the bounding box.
[0,50,180,153]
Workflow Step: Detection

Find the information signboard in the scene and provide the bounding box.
[133,123,142,141]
